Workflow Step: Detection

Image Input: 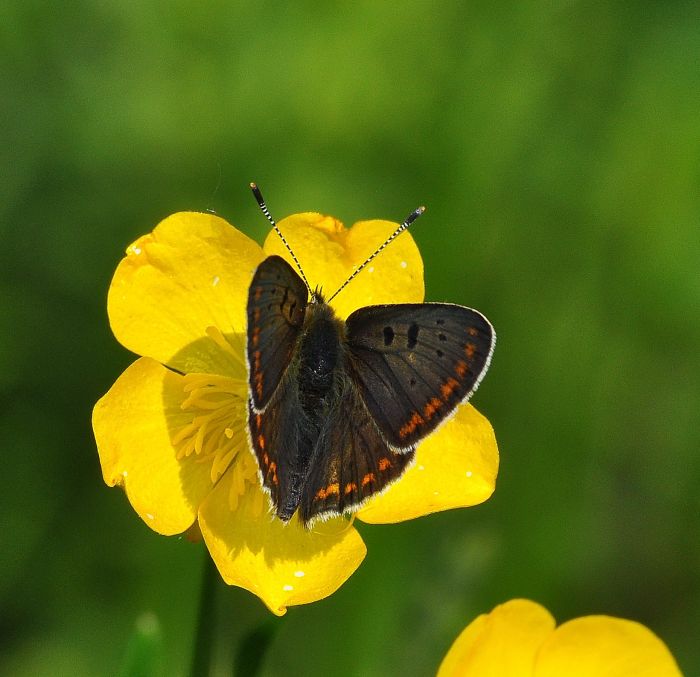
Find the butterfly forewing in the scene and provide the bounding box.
[246,255,308,411]
[346,303,495,449]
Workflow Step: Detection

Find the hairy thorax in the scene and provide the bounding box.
[297,301,345,415]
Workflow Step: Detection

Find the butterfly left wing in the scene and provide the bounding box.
[345,303,495,449]
[246,255,308,411]
[299,378,415,525]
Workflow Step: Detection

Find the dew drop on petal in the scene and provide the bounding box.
[368,266,374,273]
[283,584,294,591]
[400,260,407,268]
[466,470,473,478]
[133,247,142,255]
[122,470,128,478]
[212,275,220,286]
[293,570,305,578]
[418,464,425,471]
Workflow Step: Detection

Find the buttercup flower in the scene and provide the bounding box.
[438,599,682,676]
[92,210,498,615]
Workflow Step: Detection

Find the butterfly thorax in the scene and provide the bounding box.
[297,301,345,416]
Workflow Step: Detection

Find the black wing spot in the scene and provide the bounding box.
[407,323,419,349]
[383,326,395,346]
[436,318,445,325]
[410,377,417,386]
[436,349,444,358]
[438,333,447,341]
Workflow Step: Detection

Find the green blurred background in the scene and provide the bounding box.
[2,2,699,675]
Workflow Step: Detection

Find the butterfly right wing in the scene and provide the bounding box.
[246,255,308,411]
[345,303,495,449]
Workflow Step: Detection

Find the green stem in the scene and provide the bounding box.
[189,553,218,677]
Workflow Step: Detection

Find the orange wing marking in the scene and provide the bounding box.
[315,483,340,501]
[440,377,460,400]
[378,457,392,471]
[399,411,425,439]
[344,482,358,495]
[423,397,443,419]
[361,472,376,487]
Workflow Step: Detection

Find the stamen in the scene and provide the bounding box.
[173,373,250,486]
[205,326,247,371]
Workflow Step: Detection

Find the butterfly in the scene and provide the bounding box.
[246,184,495,527]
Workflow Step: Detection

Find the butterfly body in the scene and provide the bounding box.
[246,254,495,527]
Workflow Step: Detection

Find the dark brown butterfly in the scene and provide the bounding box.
[246,185,495,527]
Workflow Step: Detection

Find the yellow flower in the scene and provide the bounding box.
[92,210,498,615]
[438,599,682,676]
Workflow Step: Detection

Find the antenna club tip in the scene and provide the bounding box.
[250,182,258,190]
[418,205,427,213]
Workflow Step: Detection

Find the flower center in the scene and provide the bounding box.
[172,373,253,485]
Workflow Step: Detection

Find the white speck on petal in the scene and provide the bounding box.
[145,513,155,520]
[400,260,407,268]
[418,464,425,471]
[212,275,220,286]
[122,470,128,478]
[133,247,142,255]
[466,470,473,478]
[368,266,374,273]
[293,570,305,578]
[283,584,294,591]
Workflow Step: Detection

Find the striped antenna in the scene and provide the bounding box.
[326,205,426,304]
[250,183,312,294]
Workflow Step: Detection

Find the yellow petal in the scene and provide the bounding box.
[263,213,424,319]
[92,357,214,535]
[108,212,264,375]
[535,615,683,677]
[198,467,367,616]
[438,599,555,677]
[356,404,498,524]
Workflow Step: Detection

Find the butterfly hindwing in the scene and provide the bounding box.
[247,255,308,411]
[299,376,415,524]
[346,303,495,449]
[248,371,306,521]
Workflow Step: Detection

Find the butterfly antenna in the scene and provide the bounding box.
[250,183,313,294]
[326,205,426,304]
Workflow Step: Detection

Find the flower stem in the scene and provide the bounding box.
[189,553,218,677]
